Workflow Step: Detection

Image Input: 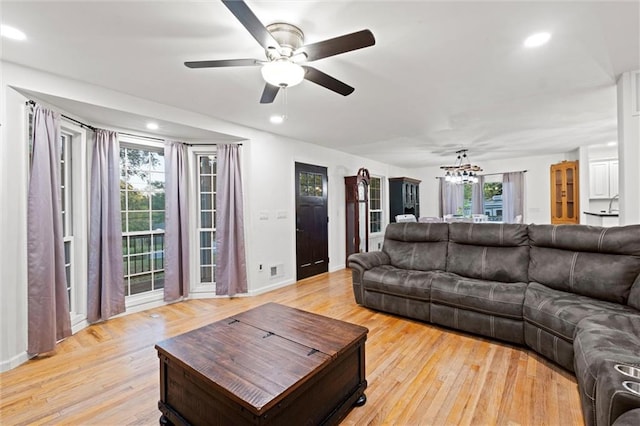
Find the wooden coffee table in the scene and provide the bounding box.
[155,302,368,425]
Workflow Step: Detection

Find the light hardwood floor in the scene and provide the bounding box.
[0,269,584,425]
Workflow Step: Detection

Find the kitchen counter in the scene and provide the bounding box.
[584,211,619,227]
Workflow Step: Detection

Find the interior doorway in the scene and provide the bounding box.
[294,162,329,280]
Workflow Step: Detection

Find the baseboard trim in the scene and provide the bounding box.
[330,264,346,272]
[0,351,31,373]
[248,278,296,296]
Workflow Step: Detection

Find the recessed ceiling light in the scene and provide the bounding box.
[146,122,159,130]
[270,115,284,124]
[524,32,551,48]
[1,25,27,41]
[607,141,618,147]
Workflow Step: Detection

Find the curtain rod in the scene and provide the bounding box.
[182,142,243,147]
[28,99,97,132]
[26,100,242,146]
[119,132,164,142]
[482,170,528,177]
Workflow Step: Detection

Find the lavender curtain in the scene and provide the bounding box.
[503,171,525,223]
[164,141,190,301]
[215,144,248,296]
[87,129,125,322]
[27,105,72,354]
[438,178,464,216]
[471,175,486,214]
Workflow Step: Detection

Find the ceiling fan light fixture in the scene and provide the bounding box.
[261,60,305,88]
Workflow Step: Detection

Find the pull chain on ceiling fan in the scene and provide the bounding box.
[184,0,376,104]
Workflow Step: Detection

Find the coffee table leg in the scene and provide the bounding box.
[354,394,367,407]
[159,415,174,426]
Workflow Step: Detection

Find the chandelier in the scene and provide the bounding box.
[440,149,483,184]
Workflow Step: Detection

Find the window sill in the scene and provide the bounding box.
[125,289,165,311]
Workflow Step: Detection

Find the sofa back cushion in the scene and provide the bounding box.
[383,223,449,271]
[446,223,530,283]
[528,224,640,304]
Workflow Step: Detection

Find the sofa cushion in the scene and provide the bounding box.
[431,272,526,319]
[449,222,529,247]
[363,291,431,323]
[612,408,640,426]
[528,224,640,255]
[573,314,640,426]
[382,222,449,272]
[524,322,576,371]
[446,223,529,283]
[529,224,640,304]
[431,304,525,344]
[362,265,435,300]
[523,282,639,343]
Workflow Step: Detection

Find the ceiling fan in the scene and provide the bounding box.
[184,0,376,104]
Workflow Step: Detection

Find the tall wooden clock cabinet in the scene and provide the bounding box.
[345,168,370,264]
[550,160,580,224]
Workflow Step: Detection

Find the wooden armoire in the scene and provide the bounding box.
[389,177,421,222]
[550,160,579,224]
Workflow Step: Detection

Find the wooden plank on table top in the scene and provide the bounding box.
[230,302,369,357]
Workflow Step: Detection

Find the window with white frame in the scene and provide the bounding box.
[197,154,217,284]
[60,133,74,307]
[461,175,503,221]
[369,176,383,233]
[120,143,166,296]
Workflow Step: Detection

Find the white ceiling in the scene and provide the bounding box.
[2,1,638,167]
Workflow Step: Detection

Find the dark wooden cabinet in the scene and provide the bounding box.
[389,177,421,222]
[345,168,370,264]
[550,161,579,224]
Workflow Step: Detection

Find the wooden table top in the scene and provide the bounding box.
[155,303,368,415]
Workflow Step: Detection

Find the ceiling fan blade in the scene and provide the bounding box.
[302,66,354,96]
[260,83,280,104]
[184,59,260,68]
[295,29,375,62]
[221,0,281,51]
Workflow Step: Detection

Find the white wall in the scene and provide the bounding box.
[407,153,581,224]
[0,61,407,370]
[0,86,31,370]
[244,135,404,294]
[617,70,640,225]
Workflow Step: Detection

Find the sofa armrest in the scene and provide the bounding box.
[347,251,390,305]
[628,273,640,311]
[347,251,390,271]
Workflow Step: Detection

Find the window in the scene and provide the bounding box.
[369,176,382,233]
[198,154,217,284]
[483,179,503,222]
[60,133,73,307]
[299,171,323,197]
[461,177,503,221]
[120,144,166,296]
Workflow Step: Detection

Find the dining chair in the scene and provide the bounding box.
[418,217,442,223]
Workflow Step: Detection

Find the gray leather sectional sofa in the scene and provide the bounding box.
[348,222,640,426]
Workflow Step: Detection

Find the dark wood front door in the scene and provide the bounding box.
[295,162,329,280]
